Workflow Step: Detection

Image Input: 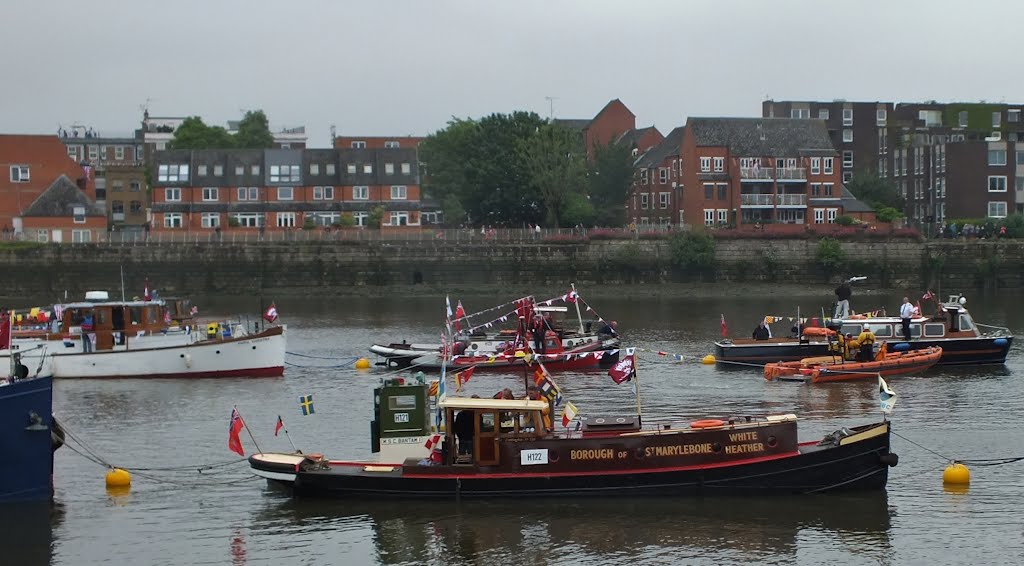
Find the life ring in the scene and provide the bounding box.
[690,419,727,429]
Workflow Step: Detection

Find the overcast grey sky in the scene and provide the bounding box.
[3,0,1021,147]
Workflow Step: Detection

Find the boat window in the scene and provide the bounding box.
[147,307,158,324]
[96,309,108,325]
[840,324,862,336]
[545,339,558,349]
[866,324,893,338]
[130,307,143,325]
[959,315,974,331]
[388,395,417,410]
[924,323,946,338]
[910,324,922,338]
[480,412,496,433]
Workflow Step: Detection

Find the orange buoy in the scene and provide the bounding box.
[690,419,727,429]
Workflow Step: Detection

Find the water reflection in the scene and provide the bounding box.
[0,502,64,565]
[256,492,891,565]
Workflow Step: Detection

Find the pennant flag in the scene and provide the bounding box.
[299,394,315,416]
[424,434,441,450]
[455,367,475,392]
[143,278,152,301]
[263,302,279,324]
[0,312,10,351]
[274,415,283,437]
[533,367,563,406]
[454,301,466,331]
[561,401,579,428]
[445,296,453,333]
[879,376,898,414]
[922,290,935,301]
[720,314,728,338]
[564,289,578,303]
[428,380,439,397]
[228,408,245,456]
[608,348,637,384]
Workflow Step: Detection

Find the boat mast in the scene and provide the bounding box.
[571,283,584,334]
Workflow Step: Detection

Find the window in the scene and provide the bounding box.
[214,165,223,176]
[72,230,91,243]
[992,112,1002,127]
[842,129,853,143]
[112,201,125,214]
[363,164,373,174]
[115,146,125,160]
[843,171,853,183]
[136,146,144,161]
[704,209,715,226]
[310,163,320,175]
[326,164,336,175]
[988,201,1008,218]
[717,183,727,200]
[165,188,181,201]
[251,165,260,175]
[988,150,1007,166]
[276,212,296,228]
[9,165,30,182]
[313,186,334,200]
[704,183,714,200]
[814,208,825,224]
[346,164,356,174]
[232,213,262,227]
[827,208,838,223]
[811,183,821,197]
[717,209,728,225]
[790,108,809,119]
[157,164,189,182]
[810,158,820,174]
[130,200,142,214]
[309,212,341,227]
[659,168,668,183]
[640,193,649,209]
[237,187,259,201]
[390,185,407,200]
[88,145,98,160]
[384,141,400,148]
[988,176,1007,192]
[823,157,834,174]
[235,165,244,176]
[353,186,369,200]
[198,165,208,176]
[958,111,968,128]
[818,109,830,120]
[353,212,369,226]
[67,146,78,160]
[389,212,410,226]
[351,141,367,148]
[640,169,649,185]
[824,183,834,197]
[659,192,670,209]
[713,157,724,172]
[385,163,395,175]
[269,165,300,183]
[401,163,411,174]
[201,213,221,228]
[842,108,853,126]
[1010,109,1021,123]
[700,157,711,172]
[36,229,48,243]
[843,151,854,168]
[164,213,183,228]
[277,187,294,200]
[876,108,887,126]
[202,187,219,201]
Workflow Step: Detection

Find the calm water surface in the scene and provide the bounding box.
[8,289,1024,565]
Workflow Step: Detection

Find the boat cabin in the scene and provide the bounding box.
[54,291,176,351]
[440,397,551,466]
[838,299,978,341]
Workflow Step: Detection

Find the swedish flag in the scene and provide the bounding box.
[299,394,315,416]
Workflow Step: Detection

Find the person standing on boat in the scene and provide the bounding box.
[453,397,478,457]
[900,297,915,341]
[531,314,546,354]
[834,280,853,319]
[81,312,95,353]
[752,322,770,340]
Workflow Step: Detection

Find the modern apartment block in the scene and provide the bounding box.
[138,111,308,163]
[59,126,147,230]
[149,147,422,232]
[680,118,872,228]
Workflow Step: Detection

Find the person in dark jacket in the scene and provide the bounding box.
[752,322,770,340]
[834,280,853,319]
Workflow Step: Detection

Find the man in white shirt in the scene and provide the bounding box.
[899,297,915,341]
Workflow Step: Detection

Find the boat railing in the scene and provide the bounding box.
[974,322,1012,336]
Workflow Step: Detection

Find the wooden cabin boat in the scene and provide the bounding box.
[715,295,1011,366]
[1,291,285,379]
[249,379,898,498]
[764,346,942,384]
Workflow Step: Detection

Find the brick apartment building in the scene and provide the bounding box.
[0,134,105,242]
[60,126,147,230]
[680,118,872,229]
[150,147,422,232]
[555,99,659,160]
[628,127,682,226]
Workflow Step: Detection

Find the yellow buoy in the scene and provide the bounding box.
[355,358,371,369]
[702,354,716,365]
[105,468,132,488]
[942,462,970,486]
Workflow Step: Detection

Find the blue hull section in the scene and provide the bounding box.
[0,377,55,503]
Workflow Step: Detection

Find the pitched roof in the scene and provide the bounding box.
[840,186,876,213]
[592,99,635,121]
[22,175,104,217]
[0,134,90,223]
[552,118,592,131]
[687,118,836,157]
[636,126,684,168]
[616,126,660,148]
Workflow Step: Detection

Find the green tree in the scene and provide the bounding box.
[441,194,466,227]
[875,207,903,223]
[368,205,385,229]
[560,192,596,227]
[816,237,845,273]
[234,110,275,149]
[519,123,588,227]
[336,213,356,228]
[169,116,234,149]
[847,172,904,211]
[588,140,635,227]
[669,231,715,271]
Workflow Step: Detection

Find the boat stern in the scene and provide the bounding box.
[249,452,317,485]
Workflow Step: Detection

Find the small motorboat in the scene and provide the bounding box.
[764,346,943,383]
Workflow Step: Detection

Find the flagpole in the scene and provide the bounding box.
[634,355,642,426]
[235,405,262,455]
[280,417,299,452]
[571,283,584,334]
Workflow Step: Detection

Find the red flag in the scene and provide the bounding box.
[454,301,466,331]
[455,366,475,392]
[263,303,278,323]
[228,408,245,456]
[565,289,578,303]
[274,415,283,437]
[720,314,728,338]
[608,351,636,384]
[0,312,11,351]
[922,290,935,301]
[143,278,151,301]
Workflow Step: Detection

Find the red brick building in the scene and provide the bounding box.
[0,135,103,241]
[680,118,872,229]
[555,99,647,160]
[628,127,683,227]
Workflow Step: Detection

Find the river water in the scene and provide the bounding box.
[8,289,1024,565]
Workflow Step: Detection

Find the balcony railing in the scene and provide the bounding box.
[777,194,807,206]
[775,167,807,180]
[739,167,808,180]
[740,194,775,206]
[739,167,773,180]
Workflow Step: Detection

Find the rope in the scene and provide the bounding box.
[891,431,953,462]
[956,457,1024,467]
[285,360,361,369]
[286,352,360,362]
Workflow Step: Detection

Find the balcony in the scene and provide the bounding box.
[775,167,807,180]
[777,194,807,206]
[740,193,808,207]
[740,193,775,206]
[740,167,773,181]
